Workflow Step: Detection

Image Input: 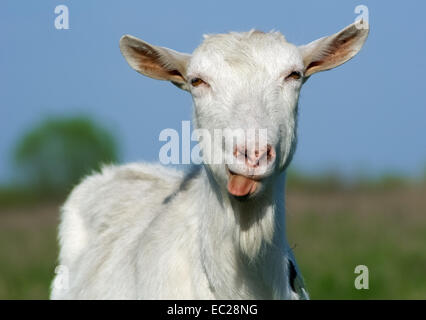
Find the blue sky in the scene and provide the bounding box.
[1,0,425,183]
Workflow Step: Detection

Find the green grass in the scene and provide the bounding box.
[286,186,426,299]
[0,205,58,299]
[0,184,425,299]
[288,211,426,299]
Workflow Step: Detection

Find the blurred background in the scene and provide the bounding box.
[1,0,425,299]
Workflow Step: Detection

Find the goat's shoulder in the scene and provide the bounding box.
[64,162,182,222]
[57,163,183,263]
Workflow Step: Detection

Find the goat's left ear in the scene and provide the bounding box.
[120,35,191,91]
[299,21,369,77]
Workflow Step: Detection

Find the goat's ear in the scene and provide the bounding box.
[119,35,191,91]
[299,21,369,77]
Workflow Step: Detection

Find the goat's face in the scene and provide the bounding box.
[186,32,302,199]
[120,22,368,200]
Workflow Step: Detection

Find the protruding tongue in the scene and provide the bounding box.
[227,174,257,197]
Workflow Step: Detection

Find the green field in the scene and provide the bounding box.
[0,184,425,299]
[287,184,426,299]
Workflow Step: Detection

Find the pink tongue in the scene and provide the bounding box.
[227,174,257,197]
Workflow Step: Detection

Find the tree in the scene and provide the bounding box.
[14,116,119,197]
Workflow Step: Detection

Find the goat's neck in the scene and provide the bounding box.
[196,166,289,298]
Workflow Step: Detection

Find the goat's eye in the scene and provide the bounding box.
[190,77,206,87]
[285,71,302,81]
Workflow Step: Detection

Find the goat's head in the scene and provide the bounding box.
[120,22,369,201]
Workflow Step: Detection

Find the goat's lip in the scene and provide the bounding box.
[226,166,262,198]
[225,165,267,182]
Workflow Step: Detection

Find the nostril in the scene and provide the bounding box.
[233,147,241,158]
[266,145,276,161]
[233,144,276,168]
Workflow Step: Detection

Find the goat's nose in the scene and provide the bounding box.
[233,144,276,168]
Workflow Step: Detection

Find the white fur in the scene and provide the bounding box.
[51,22,368,300]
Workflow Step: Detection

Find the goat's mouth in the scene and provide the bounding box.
[226,167,261,200]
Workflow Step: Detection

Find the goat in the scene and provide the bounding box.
[51,21,369,299]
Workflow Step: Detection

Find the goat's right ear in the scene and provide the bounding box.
[119,35,191,91]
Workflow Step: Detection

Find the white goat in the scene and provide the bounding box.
[51,21,368,299]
